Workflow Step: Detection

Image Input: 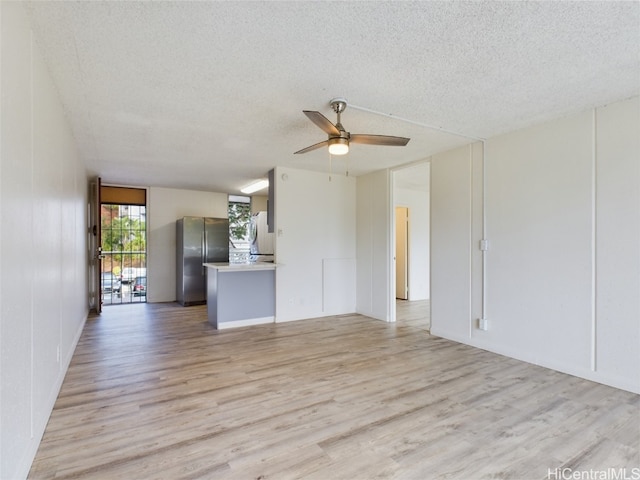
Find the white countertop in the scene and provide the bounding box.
[204,262,277,272]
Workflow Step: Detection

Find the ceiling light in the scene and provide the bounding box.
[240,179,269,194]
[328,137,349,155]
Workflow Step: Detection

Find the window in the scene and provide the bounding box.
[101,203,147,305]
[228,195,251,263]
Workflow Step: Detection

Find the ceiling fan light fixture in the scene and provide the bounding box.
[294,98,409,156]
[328,137,349,155]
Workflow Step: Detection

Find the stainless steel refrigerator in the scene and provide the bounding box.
[176,216,229,306]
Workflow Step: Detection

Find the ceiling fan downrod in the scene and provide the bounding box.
[330,97,348,131]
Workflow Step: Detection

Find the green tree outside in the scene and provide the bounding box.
[101,205,146,270]
[228,201,251,242]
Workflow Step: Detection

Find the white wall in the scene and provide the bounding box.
[430,97,640,394]
[274,167,356,321]
[594,98,640,390]
[1,3,89,478]
[356,169,392,321]
[430,144,484,338]
[147,187,228,302]
[484,111,593,370]
[394,164,430,301]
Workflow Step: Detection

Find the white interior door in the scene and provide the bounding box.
[395,206,409,300]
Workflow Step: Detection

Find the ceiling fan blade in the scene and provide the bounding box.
[303,110,341,136]
[350,134,410,146]
[294,140,329,155]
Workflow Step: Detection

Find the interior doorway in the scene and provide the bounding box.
[392,162,431,329]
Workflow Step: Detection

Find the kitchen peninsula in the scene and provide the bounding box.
[204,262,276,329]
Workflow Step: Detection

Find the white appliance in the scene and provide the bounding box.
[249,211,274,262]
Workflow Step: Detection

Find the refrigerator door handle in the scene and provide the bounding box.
[202,231,206,274]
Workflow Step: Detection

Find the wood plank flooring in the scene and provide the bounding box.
[395,299,430,331]
[29,302,639,479]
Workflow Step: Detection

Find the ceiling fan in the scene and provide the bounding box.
[294,98,410,156]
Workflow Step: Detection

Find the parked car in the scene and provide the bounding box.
[101,272,121,294]
[131,276,146,296]
[120,267,146,284]
[120,267,135,284]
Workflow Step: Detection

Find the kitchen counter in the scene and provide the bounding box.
[203,262,276,329]
[204,262,276,272]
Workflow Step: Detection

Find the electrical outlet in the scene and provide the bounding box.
[478,318,489,331]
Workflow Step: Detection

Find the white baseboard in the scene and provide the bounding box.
[17,311,88,480]
[216,316,274,330]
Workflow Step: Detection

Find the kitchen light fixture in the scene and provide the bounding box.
[240,179,268,194]
[328,137,349,155]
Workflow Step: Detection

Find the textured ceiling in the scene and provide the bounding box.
[25,1,639,194]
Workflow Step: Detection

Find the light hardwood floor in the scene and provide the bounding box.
[396,299,430,331]
[29,302,638,479]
